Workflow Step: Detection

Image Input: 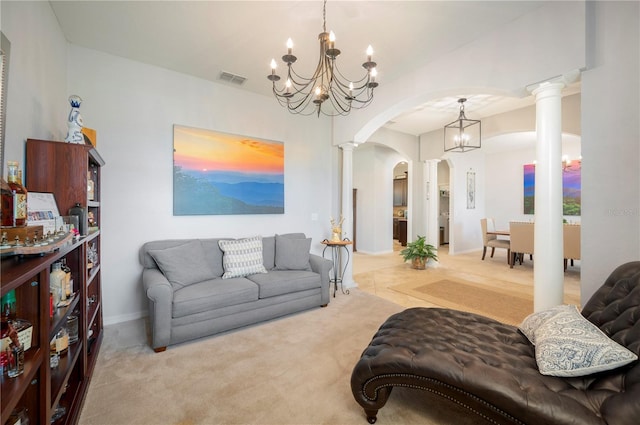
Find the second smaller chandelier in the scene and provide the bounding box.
[267,0,379,117]
[444,98,482,153]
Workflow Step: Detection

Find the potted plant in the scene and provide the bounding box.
[400,235,438,270]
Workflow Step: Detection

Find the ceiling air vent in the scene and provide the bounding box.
[219,71,247,86]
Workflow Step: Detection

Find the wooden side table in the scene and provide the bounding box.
[321,239,352,297]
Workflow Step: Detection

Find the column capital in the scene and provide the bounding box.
[530,82,565,99]
[339,142,358,151]
[424,159,441,165]
[526,69,579,95]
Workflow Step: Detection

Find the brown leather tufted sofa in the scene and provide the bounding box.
[351,261,640,425]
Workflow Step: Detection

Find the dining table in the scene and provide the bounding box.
[487,230,510,236]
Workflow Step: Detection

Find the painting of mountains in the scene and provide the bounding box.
[523,160,581,216]
[173,126,284,215]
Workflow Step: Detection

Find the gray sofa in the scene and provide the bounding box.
[140,233,333,352]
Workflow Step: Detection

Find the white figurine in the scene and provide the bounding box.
[65,95,84,144]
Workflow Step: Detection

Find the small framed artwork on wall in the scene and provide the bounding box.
[467,170,475,209]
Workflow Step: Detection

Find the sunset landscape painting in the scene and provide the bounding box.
[523,160,581,216]
[173,125,284,215]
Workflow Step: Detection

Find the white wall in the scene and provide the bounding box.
[581,1,640,302]
[2,1,69,166]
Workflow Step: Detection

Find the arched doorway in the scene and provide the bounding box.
[352,143,410,255]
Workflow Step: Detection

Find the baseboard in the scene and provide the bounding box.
[354,249,394,255]
[104,310,147,326]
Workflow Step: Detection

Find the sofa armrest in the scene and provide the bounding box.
[310,254,333,305]
[142,268,173,350]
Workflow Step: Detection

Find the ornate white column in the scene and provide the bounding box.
[339,142,357,288]
[530,81,565,311]
[424,159,441,248]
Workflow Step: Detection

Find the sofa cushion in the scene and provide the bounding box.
[201,238,226,277]
[262,235,276,270]
[275,234,312,271]
[248,270,320,298]
[218,236,268,279]
[148,240,214,289]
[532,305,638,377]
[172,277,259,318]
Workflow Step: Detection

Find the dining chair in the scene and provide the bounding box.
[509,221,534,268]
[563,223,581,270]
[480,218,510,263]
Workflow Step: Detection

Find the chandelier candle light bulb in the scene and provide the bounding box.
[287,38,293,55]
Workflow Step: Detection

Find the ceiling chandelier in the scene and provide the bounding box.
[444,98,482,152]
[267,0,379,117]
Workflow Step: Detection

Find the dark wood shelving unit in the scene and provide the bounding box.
[1,139,104,425]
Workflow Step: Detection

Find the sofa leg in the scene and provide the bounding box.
[321,304,328,307]
[154,346,167,353]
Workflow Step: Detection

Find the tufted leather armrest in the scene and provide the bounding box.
[351,261,640,425]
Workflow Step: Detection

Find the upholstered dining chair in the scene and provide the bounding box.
[563,223,581,270]
[509,221,534,268]
[480,218,510,263]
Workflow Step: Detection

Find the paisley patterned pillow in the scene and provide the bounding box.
[533,305,637,377]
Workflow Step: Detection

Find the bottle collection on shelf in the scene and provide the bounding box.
[1,159,94,254]
[0,258,79,382]
[49,259,79,369]
[1,289,29,379]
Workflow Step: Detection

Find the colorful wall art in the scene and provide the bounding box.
[173,125,284,215]
[523,160,581,216]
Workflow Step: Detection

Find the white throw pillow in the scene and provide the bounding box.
[218,236,268,279]
[532,305,637,377]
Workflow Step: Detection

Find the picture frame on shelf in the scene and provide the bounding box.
[27,191,60,234]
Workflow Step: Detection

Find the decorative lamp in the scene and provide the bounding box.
[444,98,481,152]
[267,0,379,117]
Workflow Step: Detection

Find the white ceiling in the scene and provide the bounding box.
[49,0,579,136]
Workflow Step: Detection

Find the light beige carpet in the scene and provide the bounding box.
[79,289,485,425]
[390,278,533,325]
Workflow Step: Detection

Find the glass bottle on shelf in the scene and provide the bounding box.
[6,161,28,227]
[87,171,95,201]
[55,327,69,355]
[1,290,17,347]
[61,258,72,298]
[5,321,24,378]
[50,262,66,307]
[1,177,14,228]
[1,289,17,322]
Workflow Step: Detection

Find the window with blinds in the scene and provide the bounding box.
[1,31,10,175]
